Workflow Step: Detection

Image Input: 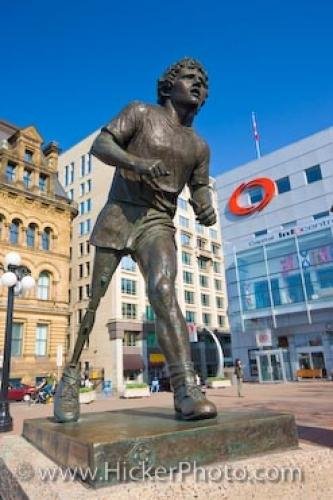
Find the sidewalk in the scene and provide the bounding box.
[2,380,333,446]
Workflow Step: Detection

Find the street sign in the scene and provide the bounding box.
[187,323,198,343]
[255,329,272,348]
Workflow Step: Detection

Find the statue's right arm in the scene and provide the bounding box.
[90,131,169,178]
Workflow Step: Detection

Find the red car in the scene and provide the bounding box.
[8,383,37,402]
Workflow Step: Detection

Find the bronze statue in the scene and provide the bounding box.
[54,58,217,422]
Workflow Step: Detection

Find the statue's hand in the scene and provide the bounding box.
[189,199,217,227]
[136,159,170,178]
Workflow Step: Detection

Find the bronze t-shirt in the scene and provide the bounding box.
[102,101,210,216]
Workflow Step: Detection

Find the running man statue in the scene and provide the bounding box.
[54,58,218,422]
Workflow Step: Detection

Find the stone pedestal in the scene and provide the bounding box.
[22,407,298,488]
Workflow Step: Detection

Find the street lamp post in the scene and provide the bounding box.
[0,252,35,432]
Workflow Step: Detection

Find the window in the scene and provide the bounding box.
[23,169,32,188]
[185,311,196,323]
[86,262,90,276]
[179,215,189,228]
[80,155,86,177]
[86,220,91,234]
[305,165,322,184]
[195,222,204,235]
[35,324,48,356]
[123,331,137,346]
[213,261,221,274]
[248,187,263,204]
[254,229,267,238]
[87,154,92,174]
[201,293,210,306]
[37,271,51,300]
[41,228,51,250]
[86,241,90,254]
[180,232,191,246]
[211,243,220,256]
[121,278,137,295]
[216,296,224,309]
[197,238,206,250]
[79,243,84,257]
[85,284,90,299]
[64,165,69,186]
[122,303,137,319]
[215,279,222,290]
[26,224,36,247]
[276,176,291,194]
[67,189,74,200]
[24,149,33,163]
[9,219,20,244]
[183,270,193,284]
[80,183,85,196]
[184,290,195,304]
[79,222,84,236]
[77,309,83,324]
[178,197,187,211]
[79,202,85,215]
[39,174,48,192]
[69,162,75,184]
[12,323,23,356]
[6,162,16,182]
[217,315,225,327]
[182,251,191,265]
[86,199,91,212]
[145,305,155,321]
[209,228,218,240]
[121,255,136,271]
[199,275,209,288]
[198,257,208,270]
[313,211,329,220]
[86,179,92,192]
[79,264,83,278]
[202,313,211,326]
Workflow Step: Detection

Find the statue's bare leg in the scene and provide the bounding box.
[54,247,121,423]
[135,233,217,420]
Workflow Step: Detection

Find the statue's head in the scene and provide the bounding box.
[157,58,208,110]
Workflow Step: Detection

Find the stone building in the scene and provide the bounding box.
[0,120,77,383]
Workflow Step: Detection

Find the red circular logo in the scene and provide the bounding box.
[228,177,276,216]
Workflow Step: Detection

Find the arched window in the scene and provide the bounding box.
[37,271,51,300]
[41,227,51,251]
[9,219,20,244]
[26,223,37,248]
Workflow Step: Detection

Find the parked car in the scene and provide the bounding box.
[8,383,37,402]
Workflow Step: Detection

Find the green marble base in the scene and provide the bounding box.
[23,408,298,488]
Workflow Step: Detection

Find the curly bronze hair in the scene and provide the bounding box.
[157,58,208,106]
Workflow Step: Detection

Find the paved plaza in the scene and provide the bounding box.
[1,381,332,499]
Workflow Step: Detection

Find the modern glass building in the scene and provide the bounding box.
[216,126,333,382]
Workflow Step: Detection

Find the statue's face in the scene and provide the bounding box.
[170,67,208,110]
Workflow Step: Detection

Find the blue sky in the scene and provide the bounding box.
[1,1,333,176]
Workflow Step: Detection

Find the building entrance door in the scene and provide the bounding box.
[256,349,287,383]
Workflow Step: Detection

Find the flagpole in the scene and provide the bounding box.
[252,111,261,159]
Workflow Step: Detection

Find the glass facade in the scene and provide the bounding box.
[230,229,333,315]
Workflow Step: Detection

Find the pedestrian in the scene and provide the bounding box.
[151,376,160,393]
[234,359,244,397]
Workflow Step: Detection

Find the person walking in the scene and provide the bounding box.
[234,359,244,397]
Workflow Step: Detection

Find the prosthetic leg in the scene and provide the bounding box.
[54,249,120,423]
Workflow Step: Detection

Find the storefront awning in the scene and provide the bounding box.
[123,354,145,371]
[149,353,166,366]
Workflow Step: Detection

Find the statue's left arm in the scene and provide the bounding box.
[188,142,216,227]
